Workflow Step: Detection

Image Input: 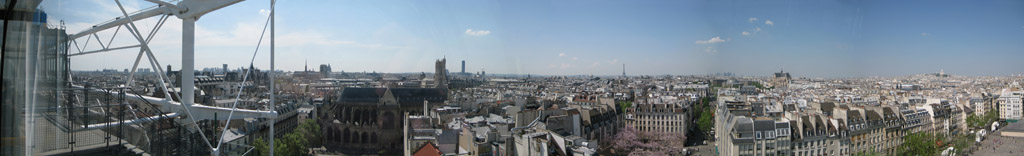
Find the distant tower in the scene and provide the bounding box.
[461,60,466,74]
[434,58,448,89]
[223,64,228,73]
[319,64,332,77]
[937,69,949,77]
[304,59,308,73]
[167,64,172,76]
[774,69,792,88]
[622,64,626,77]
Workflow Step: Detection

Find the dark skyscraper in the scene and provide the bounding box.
[223,64,228,73]
[461,60,466,74]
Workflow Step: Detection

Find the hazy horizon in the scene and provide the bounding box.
[46,0,1024,77]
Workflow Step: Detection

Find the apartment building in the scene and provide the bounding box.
[999,88,1023,121]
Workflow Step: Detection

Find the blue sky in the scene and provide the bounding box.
[42,0,1024,77]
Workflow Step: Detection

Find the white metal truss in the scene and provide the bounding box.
[63,0,278,155]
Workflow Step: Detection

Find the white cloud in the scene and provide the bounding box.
[559,53,567,57]
[695,37,726,44]
[754,27,762,32]
[705,47,718,53]
[607,59,618,64]
[560,63,572,69]
[591,62,600,67]
[259,9,271,16]
[748,17,759,23]
[571,57,578,60]
[765,20,774,26]
[921,33,929,36]
[464,29,491,36]
[742,31,751,36]
[190,21,379,48]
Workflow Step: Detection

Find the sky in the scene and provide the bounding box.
[40,0,1024,77]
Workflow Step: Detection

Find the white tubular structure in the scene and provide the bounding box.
[68,7,171,40]
[268,1,277,156]
[71,85,273,121]
[65,0,279,155]
[182,17,195,108]
[79,113,181,131]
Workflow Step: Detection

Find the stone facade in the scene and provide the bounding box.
[319,88,446,155]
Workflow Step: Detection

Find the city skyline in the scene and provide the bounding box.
[9,0,1024,156]
[43,0,1024,77]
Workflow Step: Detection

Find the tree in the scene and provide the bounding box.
[253,137,269,156]
[900,132,940,156]
[296,119,322,147]
[696,108,714,135]
[984,109,999,125]
[750,81,766,90]
[638,131,686,155]
[610,126,686,156]
[278,132,308,155]
[251,119,322,156]
[967,114,979,128]
[951,134,974,155]
[700,96,713,107]
[612,126,642,154]
[618,101,633,112]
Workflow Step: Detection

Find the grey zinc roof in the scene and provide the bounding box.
[837,119,848,130]
[339,87,447,103]
[866,110,883,121]
[1002,121,1024,133]
[848,110,863,121]
[801,116,814,132]
[776,121,790,129]
[732,117,756,144]
[790,120,802,138]
[821,102,836,112]
[814,115,827,131]
[734,117,755,133]
[883,107,897,119]
[754,120,776,131]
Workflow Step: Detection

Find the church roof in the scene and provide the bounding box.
[339,88,447,103]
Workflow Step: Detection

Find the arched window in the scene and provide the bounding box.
[361,132,368,144]
[370,111,377,124]
[348,108,355,123]
[354,109,363,123]
[363,109,372,124]
[328,127,335,142]
[339,107,347,121]
[371,133,378,144]
[343,128,350,143]
[382,112,396,130]
[353,131,361,144]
